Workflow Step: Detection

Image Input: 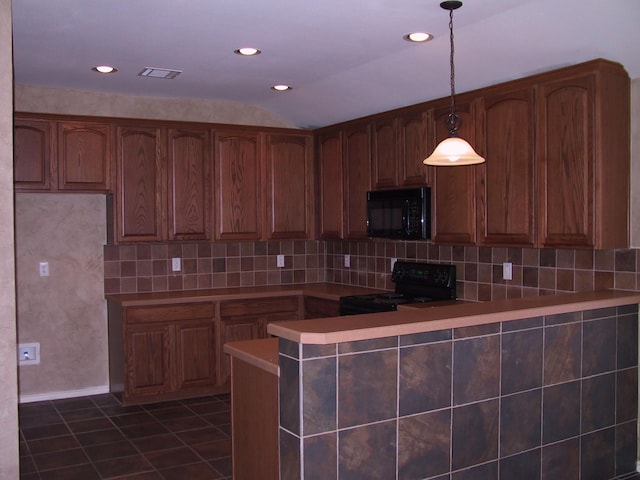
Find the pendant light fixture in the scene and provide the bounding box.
[424,1,485,166]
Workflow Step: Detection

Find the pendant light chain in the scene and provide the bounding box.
[447,6,458,136]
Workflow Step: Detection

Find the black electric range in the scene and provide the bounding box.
[339,261,456,315]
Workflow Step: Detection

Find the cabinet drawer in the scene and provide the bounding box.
[220,296,299,316]
[126,303,214,324]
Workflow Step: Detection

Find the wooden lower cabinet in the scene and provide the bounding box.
[218,296,301,386]
[109,302,220,405]
[304,296,340,318]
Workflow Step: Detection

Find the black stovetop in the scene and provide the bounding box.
[339,261,456,315]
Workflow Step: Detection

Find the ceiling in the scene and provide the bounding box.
[11,0,640,129]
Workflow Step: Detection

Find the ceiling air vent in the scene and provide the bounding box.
[138,67,182,79]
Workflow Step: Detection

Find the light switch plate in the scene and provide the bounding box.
[277,255,285,268]
[344,254,351,268]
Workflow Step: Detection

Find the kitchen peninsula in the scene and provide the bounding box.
[227,289,640,480]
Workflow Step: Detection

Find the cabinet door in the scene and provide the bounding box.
[477,88,536,246]
[265,134,313,239]
[343,124,372,239]
[428,100,478,245]
[167,127,212,241]
[125,323,174,398]
[398,110,429,187]
[214,131,263,240]
[175,319,216,390]
[58,121,112,191]
[317,131,344,239]
[537,75,594,248]
[219,316,261,386]
[14,118,54,190]
[115,126,165,242]
[371,118,398,189]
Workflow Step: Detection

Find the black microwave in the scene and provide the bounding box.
[366,187,431,240]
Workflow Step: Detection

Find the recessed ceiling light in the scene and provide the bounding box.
[234,47,262,56]
[404,32,433,43]
[271,85,292,92]
[92,65,117,74]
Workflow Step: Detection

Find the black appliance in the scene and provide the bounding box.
[366,187,431,240]
[339,261,456,315]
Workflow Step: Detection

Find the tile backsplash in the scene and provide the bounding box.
[104,239,640,299]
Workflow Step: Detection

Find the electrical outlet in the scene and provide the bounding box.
[171,257,181,272]
[39,261,49,277]
[277,255,285,268]
[503,262,513,280]
[17,342,40,366]
[391,257,398,271]
[344,254,351,268]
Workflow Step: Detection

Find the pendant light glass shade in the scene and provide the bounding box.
[424,136,485,166]
[424,1,484,167]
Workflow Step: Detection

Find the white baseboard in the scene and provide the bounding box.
[19,385,110,404]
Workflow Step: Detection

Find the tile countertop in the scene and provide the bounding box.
[267,289,640,345]
[105,283,386,306]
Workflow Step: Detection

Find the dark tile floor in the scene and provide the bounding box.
[18,393,232,480]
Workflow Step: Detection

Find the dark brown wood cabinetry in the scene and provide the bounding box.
[398,110,429,187]
[536,63,629,249]
[109,302,217,405]
[218,296,300,386]
[114,125,165,243]
[265,134,313,239]
[58,121,112,191]
[14,115,112,192]
[476,88,536,247]
[14,118,53,190]
[317,131,344,239]
[343,124,372,239]
[371,117,398,189]
[371,111,430,190]
[167,127,212,241]
[214,131,263,241]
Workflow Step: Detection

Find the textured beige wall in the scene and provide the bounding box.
[14,84,296,128]
[631,78,640,247]
[15,194,108,399]
[0,0,19,477]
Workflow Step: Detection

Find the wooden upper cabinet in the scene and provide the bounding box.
[536,62,629,249]
[343,124,372,239]
[14,118,53,190]
[317,130,344,239]
[265,133,313,239]
[58,121,112,191]
[371,118,398,189]
[167,127,212,241]
[214,131,263,240]
[428,99,478,245]
[477,88,536,246]
[115,126,165,243]
[398,110,429,187]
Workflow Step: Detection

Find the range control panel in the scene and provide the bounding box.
[391,261,456,291]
